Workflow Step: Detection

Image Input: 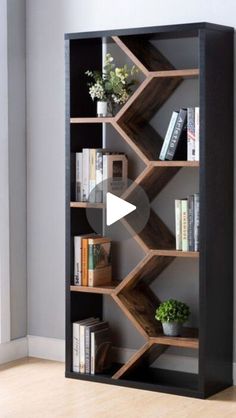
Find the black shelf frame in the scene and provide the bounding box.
[65,22,234,398]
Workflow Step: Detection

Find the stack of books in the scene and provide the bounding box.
[159,107,199,161]
[75,149,128,203]
[175,193,199,252]
[73,317,112,375]
[74,235,112,287]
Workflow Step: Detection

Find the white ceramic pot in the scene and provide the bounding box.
[97,101,108,117]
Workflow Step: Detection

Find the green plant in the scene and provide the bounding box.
[85,53,138,115]
[155,299,190,324]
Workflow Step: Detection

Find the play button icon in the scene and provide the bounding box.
[106,192,136,226]
[85,178,150,242]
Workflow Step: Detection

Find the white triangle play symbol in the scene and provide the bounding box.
[106,192,136,226]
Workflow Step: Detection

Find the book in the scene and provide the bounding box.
[103,153,128,197]
[88,237,112,287]
[159,111,179,160]
[95,149,104,203]
[89,149,96,203]
[194,193,200,251]
[91,327,112,374]
[181,199,188,251]
[74,236,82,285]
[81,234,98,286]
[85,321,109,374]
[79,318,99,373]
[74,234,96,286]
[165,108,187,161]
[75,152,83,201]
[82,148,90,201]
[187,108,195,161]
[188,195,194,251]
[72,317,96,372]
[195,107,200,161]
[175,199,182,251]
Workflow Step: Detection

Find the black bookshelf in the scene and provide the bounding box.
[65,22,234,398]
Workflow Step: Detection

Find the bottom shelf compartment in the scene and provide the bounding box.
[66,367,202,398]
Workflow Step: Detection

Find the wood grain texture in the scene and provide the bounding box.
[118,284,161,337]
[70,202,105,208]
[151,68,199,78]
[138,209,175,250]
[150,327,199,349]
[70,283,118,295]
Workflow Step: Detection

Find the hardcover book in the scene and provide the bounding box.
[103,153,128,197]
[187,108,195,161]
[159,111,179,160]
[88,237,112,287]
[175,199,182,251]
[91,327,112,374]
[166,108,187,161]
[181,199,189,251]
[85,321,109,374]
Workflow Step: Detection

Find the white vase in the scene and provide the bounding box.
[97,101,108,117]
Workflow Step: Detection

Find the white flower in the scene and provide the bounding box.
[89,82,105,100]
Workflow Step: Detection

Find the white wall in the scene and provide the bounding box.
[26,0,236,359]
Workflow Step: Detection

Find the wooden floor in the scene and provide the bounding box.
[0,358,236,418]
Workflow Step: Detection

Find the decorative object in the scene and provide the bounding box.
[155,299,190,337]
[96,101,108,117]
[85,53,138,116]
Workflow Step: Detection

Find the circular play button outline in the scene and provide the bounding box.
[85,178,150,242]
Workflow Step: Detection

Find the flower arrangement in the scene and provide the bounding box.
[85,53,139,115]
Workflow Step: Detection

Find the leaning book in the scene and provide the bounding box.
[91,327,112,374]
[88,237,112,287]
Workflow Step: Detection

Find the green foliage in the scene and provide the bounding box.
[85,53,139,114]
[155,299,190,324]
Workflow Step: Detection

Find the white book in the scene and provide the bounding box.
[195,107,200,161]
[175,199,182,250]
[72,322,80,372]
[159,111,178,160]
[89,149,96,202]
[73,318,96,373]
[74,236,82,285]
[187,107,195,161]
[82,148,90,201]
[181,199,189,251]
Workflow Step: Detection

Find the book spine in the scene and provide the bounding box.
[188,195,194,251]
[75,153,83,201]
[166,109,187,160]
[89,149,96,203]
[82,149,90,201]
[74,236,81,285]
[175,200,182,251]
[91,332,95,375]
[81,238,88,286]
[85,327,91,374]
[72,323,80,372]
[79,325,86,373]
[159,111,179,160]
[194,193,200,251]
[88,244,94,287]
[187,108,195,161]
[181,200,189,251]
[195,107,200,161]
[95,150,103,203]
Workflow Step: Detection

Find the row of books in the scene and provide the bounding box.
[159,107,199,161]
[74,234,112,287]
[75,149,128,202]
[175,193,199,252]
[73,317,112,374]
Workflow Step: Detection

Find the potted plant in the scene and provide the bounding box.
[85,53,138,117]
[155,299,190,337]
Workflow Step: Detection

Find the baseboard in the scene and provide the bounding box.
[27,335,65,362]
[0,337,28,364]
[2,336,236,385]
